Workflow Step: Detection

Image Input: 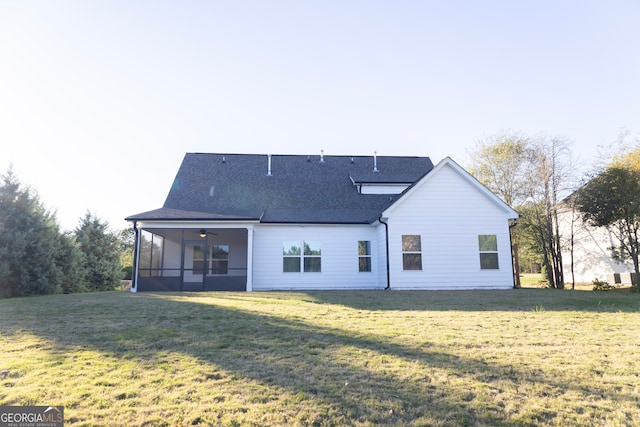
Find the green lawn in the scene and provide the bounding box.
[1,289,639,426]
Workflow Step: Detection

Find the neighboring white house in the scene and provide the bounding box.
[559,206,636,285]
[126,153,519,292]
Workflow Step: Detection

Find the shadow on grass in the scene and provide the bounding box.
[1,291,638,425]
[290,289,640,312]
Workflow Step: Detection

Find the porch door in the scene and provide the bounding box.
[182,240,206,291]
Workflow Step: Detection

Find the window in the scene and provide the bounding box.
[358,241,372,272]
[192,244,229,275]
[303,241,322,272]
[283,241,321,272]
[402,235,422,270]
[283,241,301,272]
[210,245,229,275]
[479,235,499,269]
[192,244,206,275]
[139,230,164,277]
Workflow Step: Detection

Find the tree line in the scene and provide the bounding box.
[468,130,640,290]
[0,168,132,298]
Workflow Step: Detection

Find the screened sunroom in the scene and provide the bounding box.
[133,227,251,292]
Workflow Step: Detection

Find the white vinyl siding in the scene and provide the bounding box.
[359,183,411,194]
[385,162,515,289]
[558,210,635,284]
[253,224,383,290]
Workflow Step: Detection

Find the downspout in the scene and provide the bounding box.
[509,218,521,289]
[131,220,140,292]
[379,215,391,290]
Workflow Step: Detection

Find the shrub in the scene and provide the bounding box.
[592,278,616,291]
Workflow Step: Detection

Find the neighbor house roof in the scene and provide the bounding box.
[126,153,434,224]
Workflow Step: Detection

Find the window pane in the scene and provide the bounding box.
[304,241,321,256]
[283,241,301,256]
[403,254,422,270]
[480,253,499,270]
[139,230,153,270]
[283,257,301,272]
[212,245,229,259]
[151,235,163,271]
[193,245,204,259]
[193,260,206,275]
[359,257,371,272]
[358,241,371,256]
[192,243,206,274]
[402,235,421,252]
[478,235,497,252]
[304,257,321,272]
[211,260,228,275]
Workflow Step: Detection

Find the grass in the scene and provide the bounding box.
[0,289,639,426]
[519,273,549,288]
[519,273,634,291]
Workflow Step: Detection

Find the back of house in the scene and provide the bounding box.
[126,152,519,292]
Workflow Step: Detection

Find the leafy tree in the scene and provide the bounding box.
[467,131,535,207]
[74,212,122,291]
[574,165,640,288]
[0,168,81,297]
[118,227,135,280]
[513,202,545,274]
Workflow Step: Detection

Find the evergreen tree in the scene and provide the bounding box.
[74,212,122,291]
[0,168,79,297]
[57,232,88,293]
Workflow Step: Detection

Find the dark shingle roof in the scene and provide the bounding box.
[127,153,433,224]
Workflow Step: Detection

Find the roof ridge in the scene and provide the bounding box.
[187,152,428,158]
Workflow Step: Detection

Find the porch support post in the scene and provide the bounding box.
[131,222,140,293]
[179,229,185,291]
[246,226,254,292]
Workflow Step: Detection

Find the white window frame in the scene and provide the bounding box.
[402,235,422,271]
[478,234,499,270]
[283,241,322,273]
[358,240,372,272]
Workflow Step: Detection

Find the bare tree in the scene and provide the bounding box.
[526,136,574,288]
[467,132,575,289]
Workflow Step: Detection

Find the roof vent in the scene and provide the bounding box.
[267,154,272,176]
[350,157,354,164]
[306,155,310,162]
[373,151,379,173]
[222,155,226,163]
[320,150,325,163]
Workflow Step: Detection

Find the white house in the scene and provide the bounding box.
[126,153,519,292]
[559,207,636,285]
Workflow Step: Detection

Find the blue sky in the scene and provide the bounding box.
[1,1,638,231]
